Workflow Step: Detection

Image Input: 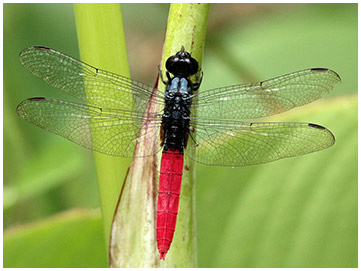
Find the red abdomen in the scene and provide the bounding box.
[156,148,184,260]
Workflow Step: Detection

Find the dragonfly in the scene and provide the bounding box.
[17,46,341,260]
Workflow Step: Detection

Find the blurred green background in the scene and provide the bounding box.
[4,3,357,268]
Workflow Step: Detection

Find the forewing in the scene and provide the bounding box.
[193,68,341,120]
[187,119,335,166]
[19,46,165,112]
[16,97,162,157]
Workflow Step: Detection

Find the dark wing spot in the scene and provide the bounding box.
[308,123,326,130]
[33,46,51,51]
[311,68,329,72]
[28,97,46,101]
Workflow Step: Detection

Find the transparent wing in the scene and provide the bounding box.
[187,119,335,166]
[16,97,163,157]
[18,47,338,164]
[19,46,165,112]
[193,68,341,120]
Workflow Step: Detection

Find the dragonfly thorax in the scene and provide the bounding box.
[161,76,193,153]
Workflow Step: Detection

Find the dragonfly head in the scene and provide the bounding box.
[166,48,199,78]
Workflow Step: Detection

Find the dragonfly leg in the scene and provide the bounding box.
[158,65,168,85]
[158,65,175,86]
[166,71,172,82]
[192,70,203,91]
[187,128,199,147]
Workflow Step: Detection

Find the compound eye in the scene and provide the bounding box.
[166,52,199,77]
[187,58,199,75]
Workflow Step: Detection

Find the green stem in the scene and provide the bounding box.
[73,3,131,258]
[160,3,210,267]
[161,4,210,76]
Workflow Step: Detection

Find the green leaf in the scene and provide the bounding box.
[4,209,107,268]
[197,95,357,267]
[4,143,86,209]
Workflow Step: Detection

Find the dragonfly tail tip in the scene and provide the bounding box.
[159,251,167,260]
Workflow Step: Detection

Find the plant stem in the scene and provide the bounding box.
[73,3,131,258]
[159,3,210,267]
